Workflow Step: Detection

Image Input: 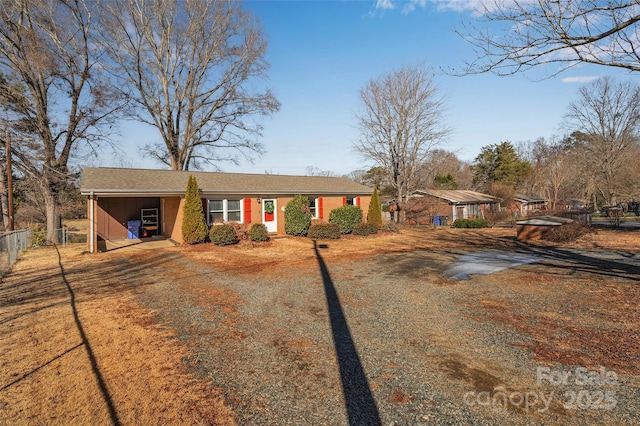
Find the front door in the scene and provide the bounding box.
[262,199,277,233]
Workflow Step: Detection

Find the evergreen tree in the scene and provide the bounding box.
[367,187,383,229]
[181,175,208,244]
[471,141,531,190]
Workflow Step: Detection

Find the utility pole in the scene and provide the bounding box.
[6,131,13,231]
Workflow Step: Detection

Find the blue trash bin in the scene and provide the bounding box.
[127,220,141,239]
[434,216,441,226]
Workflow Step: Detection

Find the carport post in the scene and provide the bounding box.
[89,192,95,253]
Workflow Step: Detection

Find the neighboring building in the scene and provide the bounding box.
[80,167,373,252]
[405,189,500,225]
[512,194,546,217]
[516,216,574,240]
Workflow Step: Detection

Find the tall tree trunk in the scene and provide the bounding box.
[42,181,61,243]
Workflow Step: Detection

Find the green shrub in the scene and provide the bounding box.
[307,222,341,239]
[181,175,208,244]
[31,224,47,247]
[453,218,488,228]
[367,188,383,229]
[209,224,238,246]
[329,204,363,234]
[284,194,312,236]
[248,223,270,242]
[353,222,378,236]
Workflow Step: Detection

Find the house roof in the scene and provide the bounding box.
[514,194,546,203]
[80,167,373,196]
[413,189,500,204]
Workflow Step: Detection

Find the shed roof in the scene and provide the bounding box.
[514,194,546,203]
[413,189,500,204]
[80,167,373,196]
[516,216,574,226]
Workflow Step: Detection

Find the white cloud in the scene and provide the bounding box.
[375,0,395,10]
[402,0,427,15]
[373,0,510,15]
[561,76,599,83]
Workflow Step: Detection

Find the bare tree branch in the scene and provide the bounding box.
[563,77,640,205]
[454,0,640,77]
[98,0,280,171]
[354,65,450,223]
[0,0,123,239]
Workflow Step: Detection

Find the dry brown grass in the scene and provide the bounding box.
[1,225,637,423]
[181,226,640,279]
[0,245,236,425]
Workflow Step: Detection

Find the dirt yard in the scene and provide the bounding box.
[1,227,639,425]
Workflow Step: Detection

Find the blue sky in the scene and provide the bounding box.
[101,0,633,176]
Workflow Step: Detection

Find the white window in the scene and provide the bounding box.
[208,199,242,224]
[345,197,355,206]
[308,197,318,219]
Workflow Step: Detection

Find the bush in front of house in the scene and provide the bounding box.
[367,188,383,229]
[181,175,208,244]
[307,222,341,240]
[249,223,270,242]
[284,194,312,236]
[329,204,363,234]
[453,218,489,228]
[228,222,249,240]
[209,224,238,246]
[353,222,378,236]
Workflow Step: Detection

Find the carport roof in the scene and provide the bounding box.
[413,189,500,204]
[80,167,373,196]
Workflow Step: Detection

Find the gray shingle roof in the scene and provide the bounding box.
[80,167,372,196]
[514,194,546,203]
[413,189,500,203]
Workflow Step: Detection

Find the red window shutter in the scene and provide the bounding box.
[318,197,324,219]
[356,196,361,207]
[342,197,346,206]
[244,198,252,223]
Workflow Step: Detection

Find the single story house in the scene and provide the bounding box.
[80,167,373,252]
[512,194,546,216]
[405,189,500,225]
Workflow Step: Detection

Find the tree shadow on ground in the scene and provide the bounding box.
[313,241,381,426]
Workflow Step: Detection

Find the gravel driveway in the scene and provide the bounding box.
[133,242,640,425]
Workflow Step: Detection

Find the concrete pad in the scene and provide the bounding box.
[444,251,540,280]
[102,237,178,252]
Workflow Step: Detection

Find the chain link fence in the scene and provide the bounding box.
[0,229,32,277]
[0,227,74,277]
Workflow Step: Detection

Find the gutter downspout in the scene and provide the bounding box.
[89,192,95,253]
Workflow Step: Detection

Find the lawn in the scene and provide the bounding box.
[1,226,638,424]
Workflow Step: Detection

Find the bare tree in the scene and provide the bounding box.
[0,0,121,241]
[305,166,337,177]
[99,0,280,171]
[354,65,450,223]
[418,149,472,190]
[523,138,575,210]
[456,1,640,76]
[564,77,640,206]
